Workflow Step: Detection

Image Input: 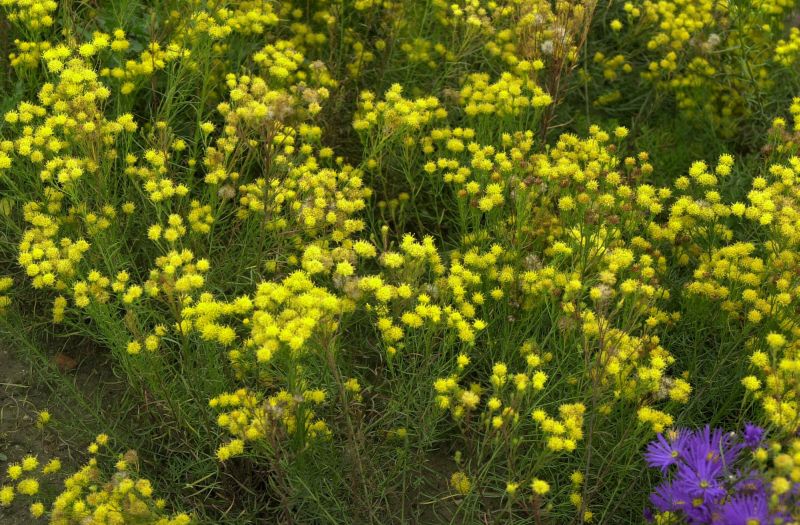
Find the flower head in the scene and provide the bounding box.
[742,424,764,449]
[645,430,688,473]
[715,492,770,525]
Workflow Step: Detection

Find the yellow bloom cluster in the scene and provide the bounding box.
[146,250,210,301]
[253,40,335,88]
[1,437,191,524]
[672,99,800,431]
[7,40,52,69]
[458,72,552,118]
[423,128,534,214]
[435,350,548,425]
[201,73,330,188]
[180,0,279,39]
[450,471,471,495]
[3,57,134,178]
[17,204,91,293]
[532,403,585,452]
[745,332,800,431]
[758,437,800,502]
[774,28,800,66]
[593,52,632,82]
[210,388,330,459]
[432,0,595,68]
[126,146,188,204]
[0,0,57,30]
[0,277,13,313]
[366,235,490,347]
[237,153,369,240]
[243,271,342,363]
[353,84,447,135]
[595,0,796,136]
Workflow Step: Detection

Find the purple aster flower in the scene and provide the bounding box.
[650,481,684,514]
[684,426,742,470]
[714,492,769,525]
[683,501,715,525]
[673,458,726,507]
[643,425,781,525]
[645,430,688,473]
[733,472,766,496]
[743,423,764,449]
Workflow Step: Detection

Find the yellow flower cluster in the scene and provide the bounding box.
[744,332,800,431]
[593,52,632,82]
[650,155,737,264]
[400,37,451,70]
[126,146,189,204]
[7,40,51,69]
[353,84,447,135]
[146,249,210,302]
[423,128,535,214]
[3,57,134,179]
[458,72,552,118]
[532,403,586,453]
[237,153,369,240]
[210,388,330,459]
[252,40,335,88]
[0,0,57,30]
[359,235,498,354]
[672,99,800,431]
[435,350,548,425]
[592,0,799,136]
[432,0,595,68]
[450,471,471,495]
[202,73,330,188]
[242,270,342,363]
[774,28,800,66]
[180,0,279,39]
[0,277,13,313]
[732,435,800,518]
[17,204,91,293]
[7,0,800,521]
[1,437,191,524]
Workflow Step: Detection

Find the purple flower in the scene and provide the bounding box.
[743,423,764,449]
[683,501,715,525]
[684,426,742,468]
[714,492,769,525]
[644,426,752,524]
[642,425,800,524]
[673,458,726,503]
[650,481,684,514]
[645,430,687,473]
[733,472,766,496]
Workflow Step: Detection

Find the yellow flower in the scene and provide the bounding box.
[450,471,471,495]
[6,464,22,480]
[0,486,14,506]
[531,478,550,495]
[21,456,38,471]
[766,333,786,349]
[460,391,480,410]
[742,376,761,391]
[17,478,39,496]
[29,502,45,518]
[36,410,50,428]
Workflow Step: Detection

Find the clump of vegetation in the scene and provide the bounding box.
[1,1,800,523]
